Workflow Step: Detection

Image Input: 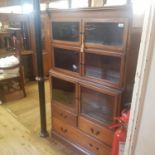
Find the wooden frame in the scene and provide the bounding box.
[83,18,129,52]
[51,44,81,77]
[48,6,135,154]
[78,81,121,126]
[50,18,82,47]
[81,48,126,88]
[82,18,128,52]
[49,71,79,113]
[125,3,155,154]
[0,39,26,102]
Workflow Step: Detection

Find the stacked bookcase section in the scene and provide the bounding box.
[49,6,133,155]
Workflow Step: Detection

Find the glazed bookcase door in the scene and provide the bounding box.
[82,50,125,88]
[51,19,81,46]
[52,45,81,76]
[83,18,128,52]
[50,75,78,112]
[79,83,120,125]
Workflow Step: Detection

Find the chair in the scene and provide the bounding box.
[0,30,26,102]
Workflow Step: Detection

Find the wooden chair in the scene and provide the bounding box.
[0,31,26,102]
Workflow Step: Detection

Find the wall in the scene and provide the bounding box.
[91,0,104,7]
[124,2,155,154]
[134,35,155,155]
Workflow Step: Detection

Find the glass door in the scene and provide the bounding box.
[51,75,78,111]
[79,83,120,125]
[83,19,128,52]
[51,19,81,46]
[52,45,80,75]
[83,50,124,88]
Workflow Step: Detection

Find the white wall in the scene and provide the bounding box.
[124,2,155,154]
[134,37,155,155]
[129,2,155,153]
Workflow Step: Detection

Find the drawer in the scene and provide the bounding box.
[52,104,77,127]
[53,118,111,155]
[79,116,114,146]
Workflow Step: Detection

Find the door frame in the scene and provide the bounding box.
[124,2,155,154]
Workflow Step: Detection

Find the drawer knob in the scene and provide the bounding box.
[60,127,63,131]
[64,115,68,119]
[89,143,93,147]
[90,128,100,136]
[96,147,99,151]
[95,131,100,135]
[60,127,67,133]
[64,129,67,133]
[90,128,94,133]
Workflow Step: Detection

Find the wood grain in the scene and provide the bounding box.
[0,105,56,155]
[1,81,78,155]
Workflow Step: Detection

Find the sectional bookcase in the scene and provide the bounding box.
[48,6,136,155]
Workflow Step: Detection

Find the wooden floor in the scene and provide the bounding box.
[1,81,78,155]
[0,105,57,155]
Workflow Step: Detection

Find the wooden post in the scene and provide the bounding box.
[33,0,48,137]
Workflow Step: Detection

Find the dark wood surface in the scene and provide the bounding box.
[0,39,26,102]
[52,118,111,155]
[52,104,78,127]
[0,13,36,79]
[48,6,140,155]
[79,116,114,146]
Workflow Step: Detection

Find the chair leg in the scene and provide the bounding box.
[19,67,26,97]
[0,87,4,103]
[19,78,26,97]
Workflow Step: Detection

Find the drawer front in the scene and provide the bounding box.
[52,105,77,127]
[79,116,114,146]
[53,118,111,155]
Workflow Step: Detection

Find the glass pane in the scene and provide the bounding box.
[85,52,121,83]
[52,77,76,109]
[85,22,124,47]
[52,22,79,42]
[81,87,115,124]
[54,48,79,73]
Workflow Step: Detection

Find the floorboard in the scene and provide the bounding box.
[0,105,63,155]
[1,81,78,155]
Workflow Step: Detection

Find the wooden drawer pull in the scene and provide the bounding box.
[60,127,63,131]
[96,147,99,151]
[89,143,93,147]
[63,129,67,133]
[63,115,68,119]
[60,127,67,133]
[60,113,63,116]
[90,128,100,136]
[59,113,68,119]
[90,128,94,133]
[95,131,100,135]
